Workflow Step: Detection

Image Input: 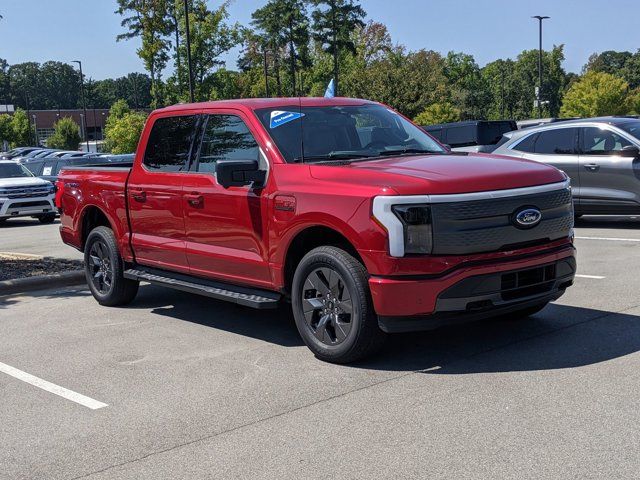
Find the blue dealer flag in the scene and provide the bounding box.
[324,79,335,98]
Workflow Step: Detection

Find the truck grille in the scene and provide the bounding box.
[430,187,573,255]
[0,185,52,199]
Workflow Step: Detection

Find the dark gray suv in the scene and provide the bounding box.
[493,117,640,215]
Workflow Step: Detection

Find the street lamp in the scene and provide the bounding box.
[532,16,550,118]
[72,60,90,151]
[32,114,38,146]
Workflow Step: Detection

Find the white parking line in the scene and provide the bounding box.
[576,236,640,242]
[0,362,107,410]
[575,274,606,280]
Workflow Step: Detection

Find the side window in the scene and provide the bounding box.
[24,162,43,176]
[533,128,577,155]
[512,133,538,153]
[196,115,260,174]
[581,127,632,154]
[42,160,57,176]
[143,115,198,172]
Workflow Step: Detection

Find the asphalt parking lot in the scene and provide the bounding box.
[1,217,640,479]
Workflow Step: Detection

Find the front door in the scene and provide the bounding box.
[127,114,200,274]
[578,126,640,211]
[183,111,272,288]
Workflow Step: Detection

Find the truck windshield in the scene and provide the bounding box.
[255,104,445,163]
[0,162,33,178]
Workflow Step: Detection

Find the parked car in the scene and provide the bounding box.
[25,155,117,184]
[421,120,517,152]
[0,160,57,224]
[57,97,576,363]
[516,118,579,130]
[1,146,42,160]
[492,117,640,216]
[9,148,51,163]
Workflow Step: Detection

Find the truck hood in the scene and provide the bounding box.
[0,176,50,188]
[310,153,566,195]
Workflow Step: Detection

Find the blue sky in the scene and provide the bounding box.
[1,0,639,80]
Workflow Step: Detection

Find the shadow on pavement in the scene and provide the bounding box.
[127,285,640,374]
[4,284,639,375]
[575,215,640,230]
[0,218,60,228]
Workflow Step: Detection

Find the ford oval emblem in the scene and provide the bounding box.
[514,207,542,228]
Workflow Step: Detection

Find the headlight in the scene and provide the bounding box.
[391,204,433,254]
[372,196,434,257]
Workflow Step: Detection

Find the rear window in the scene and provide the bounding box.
[143,115,198,172]
[513,128,577,155]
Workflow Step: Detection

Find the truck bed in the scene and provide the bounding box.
[56,165,133,259]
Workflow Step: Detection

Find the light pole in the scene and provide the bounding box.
[183,0,195,103]
[72,60,90,151]
[532,16,550,118]
[32,114,38,146]
[263,47,270,98]
[101,112,105,140]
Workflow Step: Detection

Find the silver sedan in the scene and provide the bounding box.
[492,117,640,216]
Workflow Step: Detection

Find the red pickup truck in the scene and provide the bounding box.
[57,97,576,363]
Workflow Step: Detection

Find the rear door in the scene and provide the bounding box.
[127,114,200,274]
[578,126,640,211]
[511,127,580,200]
[183,110,272,288]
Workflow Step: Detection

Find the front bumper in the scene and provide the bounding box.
[0,195,56,219]
[369,245,576,333]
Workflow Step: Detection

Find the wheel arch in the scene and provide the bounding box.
[281,224,365,296]
[79,205,115,252]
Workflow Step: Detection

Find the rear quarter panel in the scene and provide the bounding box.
[58,168,133,260]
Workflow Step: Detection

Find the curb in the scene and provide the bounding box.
[0,270,86,296]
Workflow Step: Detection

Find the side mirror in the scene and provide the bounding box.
[621,145,640,157]
[216,159,265,189]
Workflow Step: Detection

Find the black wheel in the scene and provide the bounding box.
[38,213,56,224]
[84,226,139,306]
[292,246,386,363]
[496,302,549,321]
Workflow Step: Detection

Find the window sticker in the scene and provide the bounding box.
[270,110,304,129]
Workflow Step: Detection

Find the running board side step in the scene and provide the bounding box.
[124,267,281,309]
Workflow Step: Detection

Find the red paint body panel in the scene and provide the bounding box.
[369,245,575,317]
[57,97,572,318]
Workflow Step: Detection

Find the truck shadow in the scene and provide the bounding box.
[575,215,640,229]
[130,285,640,375]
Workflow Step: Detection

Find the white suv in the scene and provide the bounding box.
[0,160,56,224]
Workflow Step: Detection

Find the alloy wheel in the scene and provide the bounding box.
[301,267,354,346]
[88,240,113,294]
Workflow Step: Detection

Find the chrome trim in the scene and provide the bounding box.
[372,180,570,257]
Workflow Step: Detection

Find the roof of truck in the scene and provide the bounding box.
[156,97,376,113]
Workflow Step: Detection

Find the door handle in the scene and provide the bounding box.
[584,163,600,172]
[130,189,146,202]
[185,193,204,207]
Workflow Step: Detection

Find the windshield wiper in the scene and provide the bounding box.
[294,151,377,163]
[374,148,441,157]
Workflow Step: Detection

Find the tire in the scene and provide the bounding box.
[496,302,549,321]
[38,213,57,224]
[291,246,386,363]
[84,226,139,306]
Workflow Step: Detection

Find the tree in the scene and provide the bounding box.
[116,0,173,107]
[175,0,240,101]
[444,52,489,120]
[414,103,461,125]
[251,0,309,97]
[46,117,81,150]
[310,0,366,96]
[104,110,148,154]
[0,114,13,148]
[560,71,631,118]
[10,109,33,147]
